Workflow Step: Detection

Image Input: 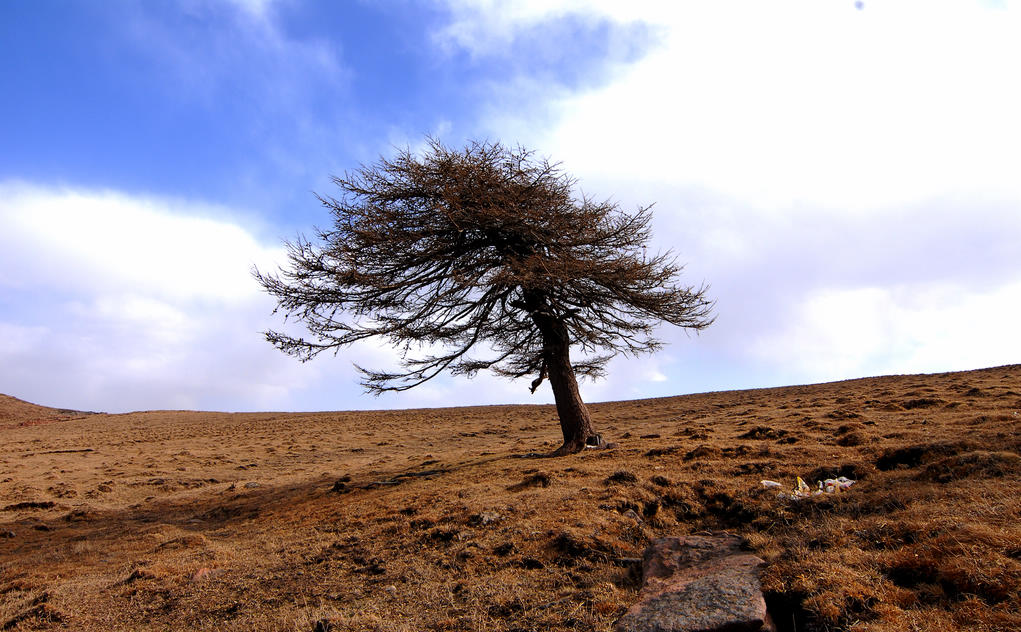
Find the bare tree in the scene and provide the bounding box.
[255,139,714,455]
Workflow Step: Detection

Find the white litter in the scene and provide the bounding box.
[775,476,855,500]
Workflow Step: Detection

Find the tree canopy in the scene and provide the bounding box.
[256,139,714,454]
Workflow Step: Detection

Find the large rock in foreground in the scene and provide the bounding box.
[614,535,775,632]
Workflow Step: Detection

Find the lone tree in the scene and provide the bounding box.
[255,139,714,455]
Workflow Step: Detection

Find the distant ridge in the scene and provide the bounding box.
[0,393,99,426]
[2,364,1019,422]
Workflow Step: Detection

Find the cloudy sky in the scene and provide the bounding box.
[2,0,1019,413]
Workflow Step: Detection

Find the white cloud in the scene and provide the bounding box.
[443,1,1021,394]
[435,0,678,56]
[750,281,1021,382]
[0,183,562,413]
[0,184,336,412]
[434,0,589,56]
[465,1,1021,211]
[0,184,280,302]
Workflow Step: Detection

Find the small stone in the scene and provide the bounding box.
[0,530,15,538]
[243,482,260,489]
[614,535,775,632]
[384,585,398,595]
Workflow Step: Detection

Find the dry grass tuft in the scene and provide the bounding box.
[916,450,1021,483]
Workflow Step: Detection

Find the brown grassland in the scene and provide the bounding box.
[2,365,1020,631]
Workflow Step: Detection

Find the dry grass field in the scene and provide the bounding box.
[2,365,1020,631]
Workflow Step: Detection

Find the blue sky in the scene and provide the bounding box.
[2,0,1020,413]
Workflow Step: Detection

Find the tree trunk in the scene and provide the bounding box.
[542,319,599,456]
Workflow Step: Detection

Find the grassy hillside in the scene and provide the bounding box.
[0,394,98,429]
[2,365,1019,631]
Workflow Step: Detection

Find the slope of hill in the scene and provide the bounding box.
[0,393,99,429]
[1,365,1019,631]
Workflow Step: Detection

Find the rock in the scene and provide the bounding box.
[614,535,774,632]
[0,530,15,538]
[243,482,260,489]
